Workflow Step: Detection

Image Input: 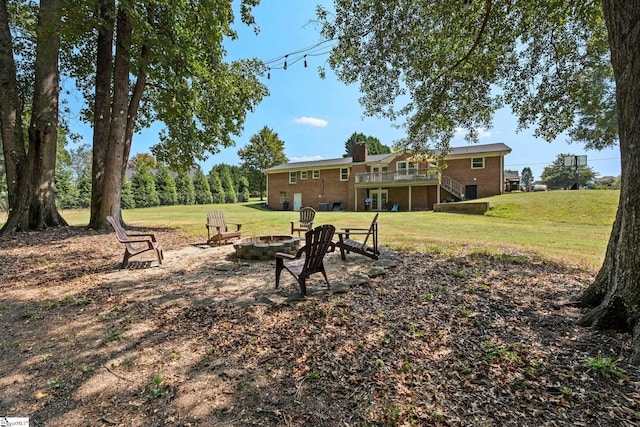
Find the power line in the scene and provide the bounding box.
[261,39,337,78]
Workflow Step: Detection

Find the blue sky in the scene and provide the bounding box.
[70,1,621,181]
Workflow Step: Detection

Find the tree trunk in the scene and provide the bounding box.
[89,1,149,230]
[0,0,26,211]
[99,5,132,226]
[578,1,640,363]
[0,0,66,233]
[88,0,114,230]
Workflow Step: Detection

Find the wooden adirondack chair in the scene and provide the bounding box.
[106,215,164,269]
[335,213,380,261]
[291,206,316,236]
[275,224,336,295]
[206,210,242,245]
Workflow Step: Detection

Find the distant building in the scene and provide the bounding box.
[263,142,512,212]
[504,170,521,192]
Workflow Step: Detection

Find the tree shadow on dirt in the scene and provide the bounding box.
[1,231,639,426]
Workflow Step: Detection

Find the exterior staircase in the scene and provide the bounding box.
[440,174,466,200]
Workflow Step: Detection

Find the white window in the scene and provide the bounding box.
[396,160,418,175]
[300,171,308,180]
[340,168,350,181]
[371,166,388,182]
[312,170,320,179]
[471,157,485,169]
[289,172,297,184]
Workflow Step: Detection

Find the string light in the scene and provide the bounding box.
[259,38,337,76]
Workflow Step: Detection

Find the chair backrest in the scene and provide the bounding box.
[361,213,379,248]
[207,210,227,230]
[298,207,316,225]
[302,224,335,273]
[107,215,128,243]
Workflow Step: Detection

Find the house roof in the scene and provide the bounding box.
[263,153,394,172]
[504,170,520,180]
[443,142,512,158]
[263,142,511,173]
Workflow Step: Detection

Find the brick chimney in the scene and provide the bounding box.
[353,143,367,162]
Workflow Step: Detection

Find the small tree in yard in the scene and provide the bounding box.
[238,175,250,202]
[238,126,287,200]
[120,179,135,209]
[541,154,597,190]
[55,168,79,209]
[76,172,92,209]
[154,165,178,206]
[175,171,195,205]
[193,169,213,205]
[208,169,225,204]
[521,167,534,191]
[218,166,237,203]
[131,165,160,208]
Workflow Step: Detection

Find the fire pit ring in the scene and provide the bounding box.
[233,235,301,261]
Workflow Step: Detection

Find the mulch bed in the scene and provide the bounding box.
[0,226,639,426]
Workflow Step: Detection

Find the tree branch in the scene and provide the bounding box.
[437,0,493,79]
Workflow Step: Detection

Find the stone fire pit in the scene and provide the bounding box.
[233,235,301,261]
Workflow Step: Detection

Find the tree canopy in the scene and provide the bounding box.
[540,154,597,190]
[238,126,288,199]
[318,1,614,156]
[319,1,640,363]
[343,132,391,157]
[520,167,534,191]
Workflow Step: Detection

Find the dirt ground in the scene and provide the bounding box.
[0,226,639,426]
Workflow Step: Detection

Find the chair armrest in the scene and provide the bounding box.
[121,237,156,244]
[337,230,370,239]
[127,233,158,242]
[341,227,369,232]
[275,252,296,260]
[227,222,242,231]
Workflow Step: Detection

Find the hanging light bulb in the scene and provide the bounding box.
[304,55,307,67]
[284,55,288,70]
[267,68,270,79]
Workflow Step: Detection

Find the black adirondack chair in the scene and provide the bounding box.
[335,213,380,261]
[275,224,335,295]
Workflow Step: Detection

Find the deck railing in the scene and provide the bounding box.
[440,174,466,200]
[355,169,439,184]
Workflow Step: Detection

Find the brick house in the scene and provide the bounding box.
[263,142,512,212]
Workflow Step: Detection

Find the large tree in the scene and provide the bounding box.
[238,126,288,200]
[0,0,68,232]
[319,1,640,362]
[64,0,267,229]
[540,154,597,190]
[343,132,391,157]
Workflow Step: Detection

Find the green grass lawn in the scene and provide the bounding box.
[1,190,618,270]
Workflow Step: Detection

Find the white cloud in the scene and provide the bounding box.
[293,116,328,127]
[290,155,323,162]
[454,127,493,139]
[476,127,493,139]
